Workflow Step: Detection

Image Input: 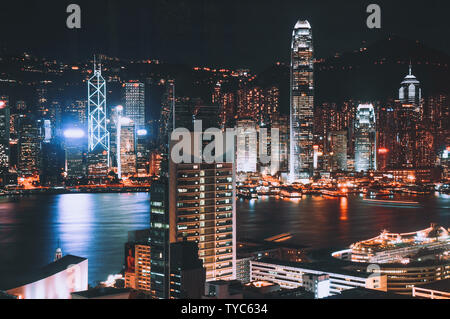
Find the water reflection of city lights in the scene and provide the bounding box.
[56,194,95,255]
[340,197,348,221]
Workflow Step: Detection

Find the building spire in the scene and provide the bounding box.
[409,59,412,75]
[93,54,102,75]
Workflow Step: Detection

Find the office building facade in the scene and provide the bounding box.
[236,119,258,173]
[124,81,145,129]
[0,99,10,172]
[169,162,236,282]
[354,104,377,172]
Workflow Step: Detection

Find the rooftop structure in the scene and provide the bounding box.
[412,278,450,299]
[71,287,131,299]
[251,258,387,297]
[0,255,88,299]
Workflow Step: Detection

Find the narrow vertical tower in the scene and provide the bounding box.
[88,58,110,177]
[355,104,377,172]
[290,20,314,182]
[55,240,62,261]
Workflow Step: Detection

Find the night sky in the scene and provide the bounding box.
[0,0,449,71]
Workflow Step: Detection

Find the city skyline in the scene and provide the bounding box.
[0,0,448,303]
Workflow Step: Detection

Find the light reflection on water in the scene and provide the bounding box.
[0,193,448,285]
[0,193,150,285]
[237,194,450,250]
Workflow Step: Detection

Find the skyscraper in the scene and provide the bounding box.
[272,115,289,173]
[354,104,377,172]
[393,65,429,168]
[88,62,110,178]
[150,178,170,299]
[150,140,236,298]
[159,80,175,164]
[119,121,137,176]
[124,81,145,129]
[399,64,422,110]
[169,161,236,282]
[329,131,348,172]
[66,100,87,128]
[40,141,64,186]
[236,119,258,173]
[17,117,41,177]
[0,99,10,172]
[290,20,314,181]
[65,133,87,180]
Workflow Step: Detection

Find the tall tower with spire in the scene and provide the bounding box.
[399,63,422,111]
[393,63,428,168]
[87,57,110,178]
[289,20,314,181]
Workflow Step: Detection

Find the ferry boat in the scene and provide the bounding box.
[362,198,420,206]
[269,186,281,197]
[237,187,258,199]
[279,187,302,199]
[321,189,347,197]
[256,186,271,196]
[265,233,293,243]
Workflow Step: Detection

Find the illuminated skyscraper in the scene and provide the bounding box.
[290,20,314,181]
[354,104,377,172]
[393,65,430,168]
[88,61,110,178]
[124,81,145,129]
[17,117,41,177]
[399,64,422,110]
[159,80,175,156]
[329,131,348,172]
[119,121,137,177]
[236,119,258,173]
[0,99,10,172]
[66,100,87,128]
[169,161,236,282]
[136,131,150,177]
[272,115,289,173]
[149,178,170,298]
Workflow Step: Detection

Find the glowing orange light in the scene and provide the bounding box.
[340,197,348,221]
[378,148,389,154]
